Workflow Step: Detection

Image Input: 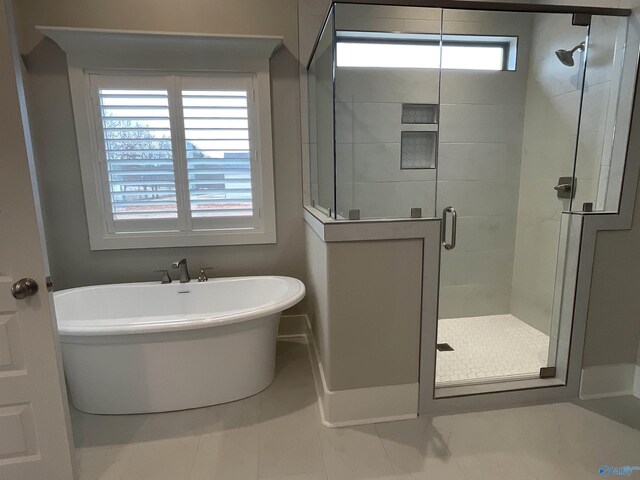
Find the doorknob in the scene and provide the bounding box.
[11,278,39,299]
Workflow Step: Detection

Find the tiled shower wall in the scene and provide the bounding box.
[511,13,625,334]
[511,14,585,334]
[578,15,631,212]
[334,68,439,219]
[333,5,441,219]
[436,11,533,318]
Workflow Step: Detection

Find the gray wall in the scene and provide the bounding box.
[305,223,422,391]
[583,173,640,367]
[16,0,307,310]
[581,0,640,370]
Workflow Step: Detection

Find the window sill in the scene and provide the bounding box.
[89,229,276,250]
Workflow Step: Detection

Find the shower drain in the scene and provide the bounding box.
[436,343,454,352]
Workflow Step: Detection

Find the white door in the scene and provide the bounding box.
[0,1,75,479]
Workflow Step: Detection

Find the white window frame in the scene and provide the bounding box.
[38,27,282,250]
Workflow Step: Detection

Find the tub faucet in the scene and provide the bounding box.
[198,267,214,282]
[154,269,172,284]
[172,258,190,283]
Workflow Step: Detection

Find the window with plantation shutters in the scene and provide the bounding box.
[88,73,266,241]
[45,28,281,250]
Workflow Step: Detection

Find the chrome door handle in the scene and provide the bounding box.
[11,278,39,299]
[441,206,457,251]
[554,183,572,192]
[555,176,575,199]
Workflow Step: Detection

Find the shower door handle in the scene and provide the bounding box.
[441,206,457,251]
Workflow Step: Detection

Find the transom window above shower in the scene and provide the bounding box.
[336,32,518,71]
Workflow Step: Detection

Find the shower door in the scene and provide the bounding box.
[434,8,589,392]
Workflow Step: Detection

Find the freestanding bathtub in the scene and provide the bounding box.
[53,276,305,414]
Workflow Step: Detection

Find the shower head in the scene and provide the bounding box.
[555,42,585,67]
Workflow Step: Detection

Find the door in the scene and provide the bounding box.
[434,9,588,392]
[0,1,75,478]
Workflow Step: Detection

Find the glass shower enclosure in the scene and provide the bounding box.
[306,1,636,395]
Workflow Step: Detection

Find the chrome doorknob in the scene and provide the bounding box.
[11,278,39,299]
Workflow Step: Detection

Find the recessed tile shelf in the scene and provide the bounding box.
[401,103,439,124]
[401,131,437,170]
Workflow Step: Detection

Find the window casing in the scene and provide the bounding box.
[89,73,262,237]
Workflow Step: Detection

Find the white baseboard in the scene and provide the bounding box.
[580,363,637,399]
[634,365,640,399]
[301,316,418,428]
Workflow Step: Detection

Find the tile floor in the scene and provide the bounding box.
[72,338,640,480]
[436,314,550,386]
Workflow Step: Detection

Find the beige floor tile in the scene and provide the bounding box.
[376,416,453,460]
[431,411,511,455]
[258,413,326,479]
[273,473,328,480]
[75,445,130,480]
[548,403,640,463]
[431,411,539,480]
[391,456,469,480]
[518,448,600,480]
[319,425,396,480]
[189,427,260,480]
[376,417,468,479]
[453,450,538,480]
[71,339,640,480]
[120,436,199,480]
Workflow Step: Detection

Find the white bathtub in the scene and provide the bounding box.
[54,276,305,414]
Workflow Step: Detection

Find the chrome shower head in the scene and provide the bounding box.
[555,42,585,67]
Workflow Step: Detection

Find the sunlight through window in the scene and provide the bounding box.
[336,35,515,71]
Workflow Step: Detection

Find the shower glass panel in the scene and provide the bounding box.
[306,2,634,396]
[572,15,638,213]
[333,3,442,220]
[308,7,336,216]
[435,9,589,389]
